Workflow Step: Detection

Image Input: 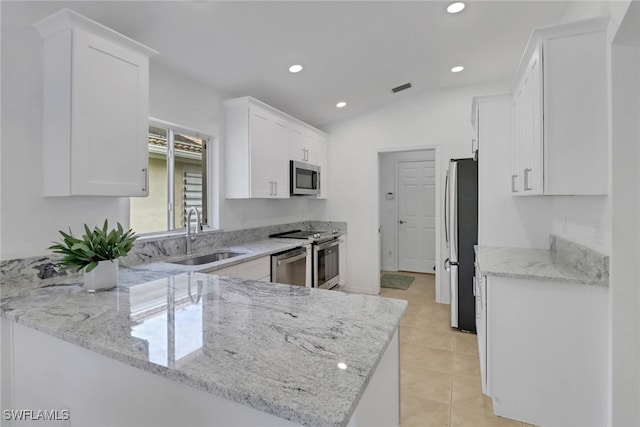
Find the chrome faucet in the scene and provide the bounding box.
[186,207,201,255]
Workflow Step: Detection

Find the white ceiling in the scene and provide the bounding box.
[21,1,571,129]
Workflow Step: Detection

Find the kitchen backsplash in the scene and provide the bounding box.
[121,220,346,267]
[549,235,609,283]
[0,221,347,289]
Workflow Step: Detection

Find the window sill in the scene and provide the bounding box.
[135,227,224,243]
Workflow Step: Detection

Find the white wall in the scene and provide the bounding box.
[0,2,317,260]
[323,82,508,297]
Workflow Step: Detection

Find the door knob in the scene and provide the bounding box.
[398,220,406,224]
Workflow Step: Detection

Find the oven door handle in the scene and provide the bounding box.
[315,239,340,251]
[277,252,308,266]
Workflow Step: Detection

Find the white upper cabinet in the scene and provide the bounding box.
[34,9,157,197]
[224,96,328,199]
[511,17,608,196]
[289,123,306,163]
[289,123,318,164]
[315,131,328,199]
[303,130,318,165]
[224,97,290,199]
[471,102,479,159]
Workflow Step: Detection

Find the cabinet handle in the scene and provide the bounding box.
[142,168,148,192]
[511,174,518,193]
[274,181,278,195]
[524,168,532,191]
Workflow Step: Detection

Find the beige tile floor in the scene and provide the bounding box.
[380,271,535,427]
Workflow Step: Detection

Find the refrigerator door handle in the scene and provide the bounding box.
[444,258,451,272]
[444,170,450,248]
[449,161,459,263]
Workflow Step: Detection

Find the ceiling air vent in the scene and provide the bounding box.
[391,83,412,93]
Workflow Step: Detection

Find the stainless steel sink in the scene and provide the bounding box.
[170,251,245,265]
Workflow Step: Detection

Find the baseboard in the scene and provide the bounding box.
[342,285,378,296]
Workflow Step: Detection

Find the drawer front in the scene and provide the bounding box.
[235,256,270,280]
[210,265,237,277]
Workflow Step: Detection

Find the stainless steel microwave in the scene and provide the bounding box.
[290,161,320,196]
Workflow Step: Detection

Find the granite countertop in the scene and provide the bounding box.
[141,238,310,274]
[474,244,608,287]
[0,238,405,427]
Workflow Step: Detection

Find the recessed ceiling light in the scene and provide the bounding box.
[289,64,303,73]
[336,101,347,108]
[451,66,464,73]
[447,2,465,14]
[337,362,348,370]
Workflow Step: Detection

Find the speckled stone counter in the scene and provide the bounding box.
[475,239,608,287]
[1,254,405,427]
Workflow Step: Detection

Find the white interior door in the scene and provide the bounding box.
[398,160,436,273]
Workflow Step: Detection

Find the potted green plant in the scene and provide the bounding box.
[49,220,137,292]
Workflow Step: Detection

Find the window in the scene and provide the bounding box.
[130,121,209,234]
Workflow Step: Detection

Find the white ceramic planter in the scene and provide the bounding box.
[84,259,118,292]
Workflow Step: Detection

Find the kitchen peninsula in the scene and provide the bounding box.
[1,250,405,427]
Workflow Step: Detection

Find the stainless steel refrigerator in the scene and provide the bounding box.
[444,158,478,333]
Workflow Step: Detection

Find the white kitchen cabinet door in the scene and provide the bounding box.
[522,45,543,195]
[303,130,318,165]
[511,44,543,195]
[316,133,328,199]
[34,9,156,197]
[510,17,607,196]
[250,107,289,199]
[270,117,290,198]
[474,267,489,396]
[234,256,270,280]
[471,102,479,158]
[510,92,521,194]
[486,276,608,426]
[290,123,319,165]
[289,124,306,162]
[224,97,290,199]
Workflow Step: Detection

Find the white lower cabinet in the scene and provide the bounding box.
[474,265,489,395]
[477,270,608,426]
[3,319,399,427]
[204,256,270,282]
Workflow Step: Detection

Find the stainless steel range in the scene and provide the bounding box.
[270,229,341,290]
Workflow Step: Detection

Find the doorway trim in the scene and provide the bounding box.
[377,145,444,303]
